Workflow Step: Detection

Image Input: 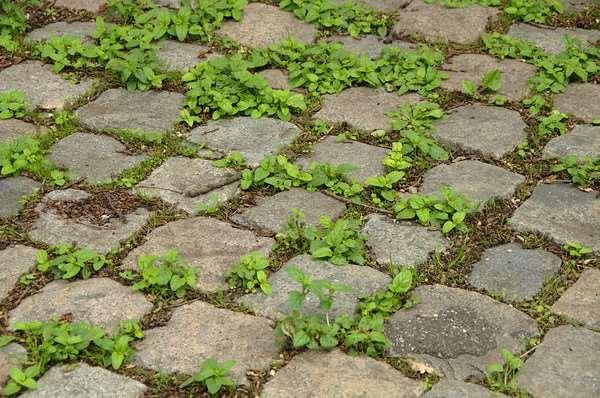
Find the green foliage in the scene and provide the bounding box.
[424,0,500,7]
[131,250,197,299]
[213,151,247,169]
[552,155,600,187]
[504,0,563,24]
[36,245,109,280]
[0,137,46,177]
[366,171,405,204]
[562,242,593,259]
[358,267,415,318]
[481,69,502,92]
[180,358,236,395]
[226,251,272,294]
[382,142,412,172]
[0,0,39,53]
[3,366,39,396]
[537,110,567,137]
[486,348,524,395]
[35,35,102,73]
[461,79,476,96]
[0,90,27,119]
[522,94,546,115]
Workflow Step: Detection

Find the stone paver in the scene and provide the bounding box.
[258,69,291,90]
[0,245,38,300]
[0,176,41,218]
[123,217,273,292]
[518,325,600,398]
[507,23,600,54]
[432,104,527,159]
[75,88,184,133]
[564,0,596,11]
[262,349,424,398]
[511,183,600,254]
[0,343,27,386]
[54,0,106,13]
[0,119,46,146]
[0,61,93,110]
[419,160,525,204]
[26,21,96,42]
[552,268,600,330]
[8,278,153,333]
[440,54,537,101]
[328,35,416,58]
[134,157,240,214]
[554,83,600,123]
[362,214,448,266]
[21,363,147,398]
[189,117,300,167]
[542,124,600,160]
[239,255,390,320]
[296,135,388,183]
[423,379,507,398]
[468,243,562,301]
[313,87,422,132]
[218,3,317,48]
[385,284,538,380]
[231,189,346,233]
[392,0,500,45]
[134,300,281,383]
[156,40,217,71]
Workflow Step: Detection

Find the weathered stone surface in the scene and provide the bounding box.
[54,0,106,13]
[440,54,537,101]
[134,301,281,383]
[392,0,500,45]
[328,35,416,58]
[313,87,422,132]
[552,268,600,330]
[433,104,527,159]
[134,157,240,214]
[511,183,600,254]
[239,255,390,320]
[29,190,150,254]
[564,0,596,11]
[48,133,147,183]
[507,23,600,54]
[26,21,96,42]
[44,188,91,202]
[156,40,217,71]
[75,88,184,133]
[0,176,41,218]
[0,61,93,110]
[468,243,562,301]
[0,343,27,386]
[262,349,424,398]
[258,69,290,90]
[518,326,600,398]
[218,3,317,48]
[123,217,273,291]
[385,284,538,380]
[8,278,153,333]
[423,379,507,398]
[362,214,448,266]
[0,245,38,300]
[554,83,600,123]
[542,124,600,160]
[419,160,525,204]
[296,135,388,183]
[21,363,147,398]
[0,119,46,146]
[189,117,301,167]
[231,189,346,233]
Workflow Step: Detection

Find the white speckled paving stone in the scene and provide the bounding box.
[507,23,600,54]
[554,83,600,123]
[0,176,41,218]
[54,0,106,13]
[328,35,416,58]
[0,245,38,300]
[258,69,291,90]
[542,124,600,160]
[26,21,96,42]
[423,379,507,398]
[552,268,600,330]
[0,119,46,146]
[156,40,218,71]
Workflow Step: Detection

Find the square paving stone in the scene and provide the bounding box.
[551,268,600,330]
[0,245,38,300]
[188,117,301,167]
[26,21,96,43]
[440,54,536,101]
[296,136,388,183]
[0,119,46,146]
[238,255,391,320]
[54,0,106,13]
[0,176,41,218]
[75,88,184,133]
[0,61,94,110]
[517,326,600,398]
[122,217,273,292]
[468,243,562,301]
[432,104,527,159]
[362,214,448,266]
[423,379,507,398]
[385,284,538,381]
[511,183,600,254]
[217,3,317,48]
[328,35,416,58]
[392,0,500,45]
[156,40,218,71]
[133,300,281,383]
[262,349,424,398]
[542,124,600,160]
[48,132,148,184]
[554,83,600,123]
[134,157,240,215]
[8,278,153,333]
[419,160,525,205]
[231,188,346,234]
[313,87,422,132]
[507,23,600,54]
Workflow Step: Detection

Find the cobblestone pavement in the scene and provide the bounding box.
[1,0,599,397]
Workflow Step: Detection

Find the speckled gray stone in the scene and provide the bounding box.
[188,117,301,167]
[123,217,273,292]
[26,21,96,42]
[134,301,281,383]
[563,0,597,11]
[239,255,391,320]
[258,69,291,90]
[423,379,507,398]
[156,40,217,71]
[0,176,41,218]
[8,278,153,333]
[328,35,416,58]
[511,183,600,254]
[362,214,448,266]
[0,343,27,386]
[48,133,148,183]
[432,104,527,159]
[554,83,600,123]
[552,268,600,330]
[231,189,346,233]
[507,23,600,54]
[0,245,38,300]
[313,87,422,132]
[542,124,600,160]
[385,285,538,380]
[0,119,46,146]
[54,0,106,13]
[518,326,600,398]
[468,243,562,301]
